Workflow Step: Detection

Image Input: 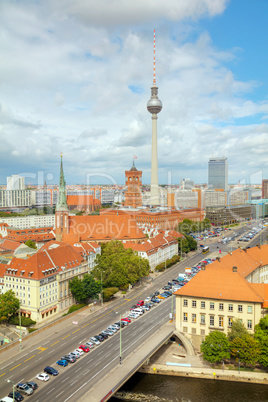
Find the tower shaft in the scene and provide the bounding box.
[150,115,159,205]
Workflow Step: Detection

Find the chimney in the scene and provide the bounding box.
[216,257,220,262]
[201,264,206,270]
[233,266,237,272]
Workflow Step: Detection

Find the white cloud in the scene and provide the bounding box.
[0,0,268,186]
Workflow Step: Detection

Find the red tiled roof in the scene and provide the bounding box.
[174,263,264,303]
[67,195,101,207]
[0,239,22,252]
[215,248,260,278]
[4,244,83,280]
[63,215,146,243]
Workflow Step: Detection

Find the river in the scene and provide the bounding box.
[110,372,268,402]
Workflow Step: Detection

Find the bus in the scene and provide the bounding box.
[202,246,209,254]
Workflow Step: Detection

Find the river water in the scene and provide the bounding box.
[110,373,268,402]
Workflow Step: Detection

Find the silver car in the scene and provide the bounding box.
[90,336,100,345]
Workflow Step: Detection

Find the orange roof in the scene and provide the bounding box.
[245,244,268,267]
[5,232,55,244]
[174,263,264,303]
[215,248,260,278]
[249,283,268,308]
[0,263,6,277]
[0,239,22,252]
[67,195,101,207]
[63,215,146,243]
[168,230,184,239]
[123,233,177,255]
[4,244,83,280]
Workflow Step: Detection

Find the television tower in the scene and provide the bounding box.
[147,29,162,206]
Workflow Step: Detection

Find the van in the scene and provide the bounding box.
[131,308,143,315]
[0,398,14,402]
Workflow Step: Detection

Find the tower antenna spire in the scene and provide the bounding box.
[153,29,156,86]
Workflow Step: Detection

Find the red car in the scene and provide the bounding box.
[121,317,131,323]
[136,300,144,307]
[79,344,90,353]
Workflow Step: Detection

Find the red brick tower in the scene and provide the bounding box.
[124,161,142,208]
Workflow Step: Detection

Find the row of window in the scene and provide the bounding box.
[183,313,253,330]
[183,299,253,313]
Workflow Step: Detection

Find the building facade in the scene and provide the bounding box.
[208,157,228,191]
[124,162,142,208]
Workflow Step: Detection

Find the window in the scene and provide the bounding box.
[228,304,233,312]
[183,327,188,333]
[183,299,188,307]
[219,303,224,311]
[192,314,196,323]
[192,300,196,308]
[192,328,196,334]
[201,329,205,335]
[248,306,252,314]
[219,317,223,327]
[238,305,243,313]
[183,312,188,322]
[210,302,214,310]
[200,315,205,324]
[201,301,205,309]
[228,317,233,327]
[247,320,252,330]
[209,316,214,326]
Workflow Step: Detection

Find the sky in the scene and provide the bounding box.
[1,0,268,186]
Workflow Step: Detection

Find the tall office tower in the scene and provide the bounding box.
[208,157,228,190]
[262,180,268,199]
[147,30,162,206]
[7,175,25,190]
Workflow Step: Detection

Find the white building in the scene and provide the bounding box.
[7,175,25,190]
[0,215,55,230]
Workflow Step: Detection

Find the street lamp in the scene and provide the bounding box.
[100,270,103,306]
[237,350,240,374]
[19,305,22,351]
[119,313,122,365]
[7,379,15,401]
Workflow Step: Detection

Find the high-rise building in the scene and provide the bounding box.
[262,179,268,199]
[7,175,25,190]
[208,157,228,190]
[147,30,162,206]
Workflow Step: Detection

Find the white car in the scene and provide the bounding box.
[107,326,117,333]
[69,351,80,359]
[145,297,151,303]
[90,336,100,345]
[74,348,84,356]
[128,313,139,319]
[36,373,49,381]
[85,341,95,349]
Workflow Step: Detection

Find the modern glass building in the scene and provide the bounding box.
[208,157,228,190]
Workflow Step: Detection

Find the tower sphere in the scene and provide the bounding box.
[147,96,162,114]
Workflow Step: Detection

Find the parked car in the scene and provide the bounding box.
[157,294,166,299]
[99,332,108,339]
[56,359,68,367]
[69,351,80,359]
[128,312,139,319]
[101,330,114,336]
[8,391,24,401]
[90,336,100,345]
[79,344,90,352]
[36,373,50,381]
[94,335,105,342]
[121,317,131,323]
[136,300,144,307]
[107,326,117,333]
[145,297,151,303]
[25,382,38,391]
[16,383,33,396]
[61,355,76,363]
[74,348,84,356]
[151,298,160,303]
[85,341,95,348]
[44,366,59,376]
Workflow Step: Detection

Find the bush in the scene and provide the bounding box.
[154,255,180,272]
[9,316,36,327]
[103,287,119,301]
[28,328,38,333]
[67,303,86,314]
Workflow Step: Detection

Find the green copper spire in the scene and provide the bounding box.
[56,155,68,211]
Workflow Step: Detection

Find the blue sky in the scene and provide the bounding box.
[0,0,268,187]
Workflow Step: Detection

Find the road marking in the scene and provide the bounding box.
[91,318,98,322]
[10,363,21,371]
[43,340,50,345]
[47,387,55,394]
[75,367,82,373]
[62,376,69,383]
[24,355,35,362]
[82,324,89,328]
[56,391,64,397]
[72,329,80,334]
[51,341,59,346]
[0,373,6,377]
[1,362,13,369]
[62,334,70,339]
[37,346,47,354]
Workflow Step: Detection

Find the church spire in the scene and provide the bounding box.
[56,155,68,211]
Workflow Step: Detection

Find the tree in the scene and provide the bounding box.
[69,274,101,303]
[92,240,150,288]
[201,331,230,363]
[228,319,249,341]
[25,240,37,249]
[0,290,20,322]
[178,234,197,254]
[254,316,268,367]
[103,287,119,301]
[230,335,260,366]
